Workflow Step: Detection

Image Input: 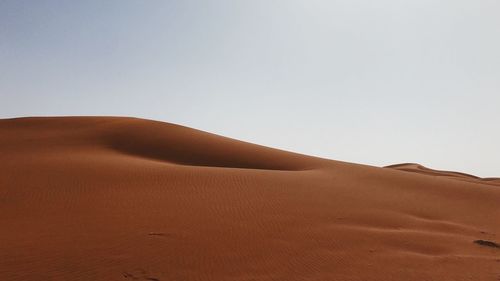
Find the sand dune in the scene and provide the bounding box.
[1,117,499,281]
[386,163,500,187]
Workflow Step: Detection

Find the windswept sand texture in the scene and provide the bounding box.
[1,117,499,281]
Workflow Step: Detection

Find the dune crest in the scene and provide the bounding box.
[1,117,499,281]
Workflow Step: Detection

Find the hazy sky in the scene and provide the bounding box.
[1,0,499,176]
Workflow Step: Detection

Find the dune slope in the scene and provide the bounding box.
[1,117,499,281]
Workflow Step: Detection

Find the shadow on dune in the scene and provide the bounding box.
[103,118,322,171]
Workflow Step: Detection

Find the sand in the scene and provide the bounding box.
[1,116,499,281]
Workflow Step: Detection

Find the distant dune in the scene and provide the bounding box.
[386,163,500,187]
[1,117,499,281]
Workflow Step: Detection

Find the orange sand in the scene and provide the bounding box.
[1,117,499,281]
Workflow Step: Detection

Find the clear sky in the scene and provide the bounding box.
[1,0,499,177]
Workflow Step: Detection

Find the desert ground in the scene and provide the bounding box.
[1,117,499,281]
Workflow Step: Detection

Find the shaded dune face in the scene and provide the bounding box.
[0,117,321,171]
[103,119,322,171]
[1,117,499,281]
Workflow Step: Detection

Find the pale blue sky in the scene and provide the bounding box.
[1,0,499,176]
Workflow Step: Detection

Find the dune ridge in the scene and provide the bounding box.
[1,117,499,281]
